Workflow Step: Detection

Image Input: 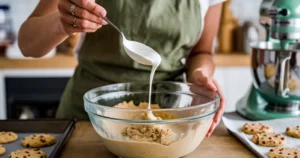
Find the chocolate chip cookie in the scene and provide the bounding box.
[9,149,46,158]
[242,123,273,135]
[0,144,5,156]
[252,132,286,147]
[0,131,18,143]
[268,147,300,158]
[286,126,300,138]
[22,134,56,148]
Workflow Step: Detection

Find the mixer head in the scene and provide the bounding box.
[262,0,300,43]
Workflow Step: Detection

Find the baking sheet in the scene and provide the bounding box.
[0,133,62,158]
[0,120,75,158]
[222,112,300,158]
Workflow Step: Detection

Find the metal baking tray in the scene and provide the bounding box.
[0,119,76,158]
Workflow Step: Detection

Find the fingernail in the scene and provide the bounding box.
[99,8,107,17]
[102,20,108,25]
[209,82,217,91]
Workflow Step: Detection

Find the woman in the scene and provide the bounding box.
[18,0,225,137]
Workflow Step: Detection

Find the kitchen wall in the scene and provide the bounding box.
[0,0,39,34]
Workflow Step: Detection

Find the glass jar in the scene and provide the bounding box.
[0,5,15,53]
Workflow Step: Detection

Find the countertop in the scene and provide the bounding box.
[0,53,250,69]
[60,121,255,158]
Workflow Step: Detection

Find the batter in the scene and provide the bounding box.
[101,101,213,158]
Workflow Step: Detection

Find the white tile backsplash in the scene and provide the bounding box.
[0,0,39,34]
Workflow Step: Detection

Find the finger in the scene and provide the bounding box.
[206,79,226,137]
[195,72,217,91]
[212,78,225,99]
[206,122,216,137]
[73,6,108,25]
[60,12,101,29]
[58,0,107,25]
[61,21,99,35]
[70,0,107,17]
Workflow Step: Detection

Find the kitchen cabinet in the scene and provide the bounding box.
[214,67,253,112]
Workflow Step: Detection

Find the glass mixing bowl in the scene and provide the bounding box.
[84,82,220,158]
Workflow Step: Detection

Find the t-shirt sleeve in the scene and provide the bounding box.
[210,0,226,6]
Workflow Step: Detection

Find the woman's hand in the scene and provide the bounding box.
[58,0,107,35]
[190,68,225,137]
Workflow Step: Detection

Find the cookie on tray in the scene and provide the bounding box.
[268,147,300,158]
[9,149,46,158]
[242,123,273,135]
[251,132,286,147]
[22,134,56,148]
[0,144,5,156]
[0,131,18,143]
[286,126,300,138]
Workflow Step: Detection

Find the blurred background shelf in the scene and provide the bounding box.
[0,52,250,69]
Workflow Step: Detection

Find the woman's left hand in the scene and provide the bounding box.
[190,69,225,137]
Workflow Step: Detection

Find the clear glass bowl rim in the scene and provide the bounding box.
[84,81,220,123]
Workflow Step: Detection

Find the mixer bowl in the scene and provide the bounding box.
[251,41,300,112]
[84,82,220,158]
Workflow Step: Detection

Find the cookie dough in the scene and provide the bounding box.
[268,147,300,158]
[9,149,46,158]
[286,125,300,138]
[242,123,273,135]
[0,131,18,143]
[252,133,286,147]
[122,125,174,145]
[265,64,276,79]
[115,101,177,120]
[287,79,300,92]
[0,144,5,156]
[22,134,56,148]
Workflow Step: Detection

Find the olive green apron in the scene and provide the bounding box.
[56,0,203,120]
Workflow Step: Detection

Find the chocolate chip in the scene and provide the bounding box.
[26,144,29,147]
[40,156,43,158]
[295,156,298,158]
[245,127,248,130]
[251,129,254,132]
[40,139,46,143]
[8,133,11,136]
[25,151,29,153]
[270,149,274,152]
[39,135,44,138]
[288,153,291,155]
[23,156,27,158]
[269,137,272,140]
[279,152,283,154]
[281,137,285,140]
[37,152,41,154]
[262,141,266,144]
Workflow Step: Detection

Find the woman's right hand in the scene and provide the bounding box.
[58,0,107,35]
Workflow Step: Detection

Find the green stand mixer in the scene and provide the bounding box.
[236,0,300,120]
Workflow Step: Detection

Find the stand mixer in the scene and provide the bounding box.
[236,0,300,120]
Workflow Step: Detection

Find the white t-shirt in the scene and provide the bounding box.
[75,0,226,54]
